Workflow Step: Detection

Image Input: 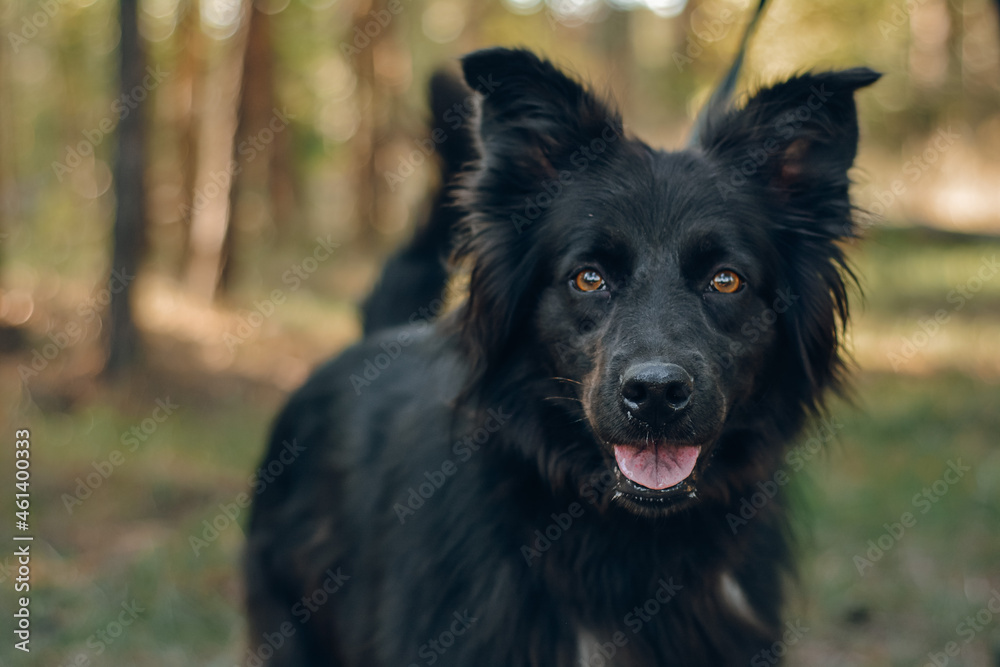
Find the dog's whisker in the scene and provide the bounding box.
[542,396,583,403]
[550,376,583,386]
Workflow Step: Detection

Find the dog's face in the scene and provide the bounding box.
[531,153,780,512]
[455,48,878,516]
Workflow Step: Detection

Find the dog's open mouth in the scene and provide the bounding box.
[612,443,701,501]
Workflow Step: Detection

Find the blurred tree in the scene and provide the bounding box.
[350,0,393,247]
[995,0,1000,51]
[0,5,22,273]
[105,0,148,375]
[947,0,964,88]
[0,37,9,264]
[173,0,206,279]
[599,8,633,114]
[184,0,250,301]
[222,0,278,292]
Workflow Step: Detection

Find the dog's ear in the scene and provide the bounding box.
[699,69,880,403]
[453,49,623,392]
[699,68,880,225]
[460,47,622,185]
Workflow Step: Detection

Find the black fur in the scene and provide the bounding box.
[246,47,878,666]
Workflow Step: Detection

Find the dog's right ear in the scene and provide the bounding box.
[453,49,622,395]
[460,47,622,189]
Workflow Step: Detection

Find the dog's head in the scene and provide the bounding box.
[453,48,878,516]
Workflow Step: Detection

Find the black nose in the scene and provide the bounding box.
[620,362,694,426]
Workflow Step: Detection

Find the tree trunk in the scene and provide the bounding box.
[350,0,382,249]
[184,0,250,301]
[173,0,205,279]
[0,35,10,261]
[104,0,147,376]
[221,0,276,292]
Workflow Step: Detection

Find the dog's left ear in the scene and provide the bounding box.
[454,48,623,391]
[698,68,880,402]
[698,68,880,235]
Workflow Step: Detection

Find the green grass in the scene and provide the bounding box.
[788,372,1000,666]
[3,386,269,667]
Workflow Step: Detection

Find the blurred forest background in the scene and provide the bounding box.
[1,0,999,664]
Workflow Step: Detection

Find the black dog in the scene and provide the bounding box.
[246,43,878,666]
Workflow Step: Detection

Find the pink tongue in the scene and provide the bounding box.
[613,444,700,490]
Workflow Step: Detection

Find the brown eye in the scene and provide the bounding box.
[574,269,606,292]
[710,270,743,294]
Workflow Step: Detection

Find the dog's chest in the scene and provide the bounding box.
[571,571,765,665]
